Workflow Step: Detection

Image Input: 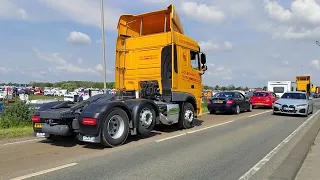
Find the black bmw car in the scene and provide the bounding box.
[207,91,252,115]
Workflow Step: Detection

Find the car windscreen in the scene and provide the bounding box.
[273,87,284,93]
[213,92,234,98]
[253,92,269,97]
[281,93,306,99]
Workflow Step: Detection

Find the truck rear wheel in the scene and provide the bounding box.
[178,102,194,129]
[137,104,156,136]
[101,108,129,147]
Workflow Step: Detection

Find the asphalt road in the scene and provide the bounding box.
[1,102,320,180]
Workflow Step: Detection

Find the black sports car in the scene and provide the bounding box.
[207,91,252,115]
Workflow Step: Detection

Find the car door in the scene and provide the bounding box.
[236,92,246,111]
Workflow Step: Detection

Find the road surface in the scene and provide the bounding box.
[1,102,319,180]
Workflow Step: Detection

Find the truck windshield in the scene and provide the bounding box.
[213,92,234,98]
[253,92,268,97]
[281,93,306,100]
[273,87,284,93]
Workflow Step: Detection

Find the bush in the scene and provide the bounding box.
[0,101,34,129]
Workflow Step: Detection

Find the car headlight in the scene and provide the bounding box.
[274,103,281,106]
[296,104,307,107]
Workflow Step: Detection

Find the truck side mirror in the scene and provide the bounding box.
[200,53,206,64]
[202,65,207,71]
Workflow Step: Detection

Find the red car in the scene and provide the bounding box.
[250,91,278,108]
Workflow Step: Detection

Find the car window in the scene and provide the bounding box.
[273,87,284,93]
[213,92,234,98]
[253,92,269,97]
[281,93,307,99]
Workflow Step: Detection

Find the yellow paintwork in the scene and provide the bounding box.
[311,86,317,93]
[296,76,311,93]
[115,4,204,115]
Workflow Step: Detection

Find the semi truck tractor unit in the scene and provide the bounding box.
[31,4,208,148]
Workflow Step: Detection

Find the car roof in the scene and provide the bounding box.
[284,91,307,94]
[254,91,269,93]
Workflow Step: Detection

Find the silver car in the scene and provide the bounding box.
[273,91,314,117]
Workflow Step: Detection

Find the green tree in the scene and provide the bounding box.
[60,82,76,91]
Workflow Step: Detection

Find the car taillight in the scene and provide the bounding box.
[266,97,270,101]
[31,115,40,123]
[82,118,97,125]
[208,100,211,104]
[226,100,234,104]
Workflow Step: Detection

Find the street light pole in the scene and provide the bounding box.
[100,0,107,93]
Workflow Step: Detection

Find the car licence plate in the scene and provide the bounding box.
[34,123,43,128]
[283,107,294,111]
[255,103,264,105]
[35,132,46,137]
[82,136,95,142]
[215,100,223,103]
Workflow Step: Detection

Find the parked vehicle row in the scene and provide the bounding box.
[206,90,314,117]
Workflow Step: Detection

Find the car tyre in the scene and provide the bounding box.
[101,108,130,148]
[234,105,240,115]
[247,104,252,112]
[209,110,216,114]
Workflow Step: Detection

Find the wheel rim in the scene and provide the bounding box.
[184,109,194,123]
[139,108,153,128]
[236,106,240,114]
[107,115,125,139]
[249,104,252,111]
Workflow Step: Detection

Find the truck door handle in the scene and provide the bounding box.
[191,85,194,88]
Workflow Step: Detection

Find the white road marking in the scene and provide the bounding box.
[156,110,273,143]
[248,110,272,117]
[10,163,78,180]
[186,120,234,134]
[0,139,39,146]
[238,109,320,180]
[156,120,234,142]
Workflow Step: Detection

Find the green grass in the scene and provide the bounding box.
[0,126,33,139]
[202,102,208,113]
[29,95,63,101]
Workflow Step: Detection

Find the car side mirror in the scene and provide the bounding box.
[309,97,313,100]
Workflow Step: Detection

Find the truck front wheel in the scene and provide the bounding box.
[101,108,129,147]
[178,102,195,129]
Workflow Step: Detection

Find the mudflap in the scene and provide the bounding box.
[78,134,101,144]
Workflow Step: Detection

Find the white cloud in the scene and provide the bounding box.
[38,0,123,30]
[311,60,320,69]
[66,31,91,45]
[0,67,12,73]
[0,0,29,20]
[205,63,233,80]
[180,2,225,23]
[32,48,112,75]
[262,0,320,40]
[199,41,233,51]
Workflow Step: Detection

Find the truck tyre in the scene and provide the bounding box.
[100,108,129,148]
[178,102,194,129]
[137,104,156,136]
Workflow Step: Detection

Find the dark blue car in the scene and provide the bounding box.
[207,91,252,115]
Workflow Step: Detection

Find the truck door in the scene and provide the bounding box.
[188,50,202,110]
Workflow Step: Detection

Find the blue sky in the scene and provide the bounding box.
[1,0,320,87]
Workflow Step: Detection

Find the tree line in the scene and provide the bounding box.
[0,81,266,91]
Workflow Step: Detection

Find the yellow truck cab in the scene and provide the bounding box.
[296,76,311,94]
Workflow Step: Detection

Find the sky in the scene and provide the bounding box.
[0,0,320,87]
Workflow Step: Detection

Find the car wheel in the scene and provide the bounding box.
[247,104,252,112]
[303,107,309,117]
[234,105,240,115]
[209,110,216,114]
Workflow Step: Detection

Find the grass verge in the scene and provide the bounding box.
[0,126,33,139]
[29,95,63,101]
